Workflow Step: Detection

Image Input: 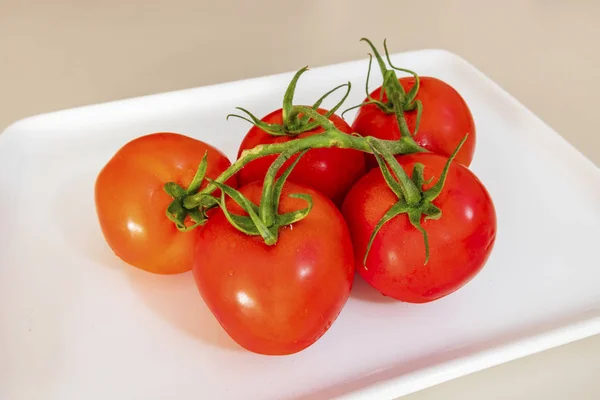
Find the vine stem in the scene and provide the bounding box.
[182,106,427,210]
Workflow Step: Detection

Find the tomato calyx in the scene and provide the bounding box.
[363,134,468,265]
[343,38,423,139]
[226,66,351,137]
[163,151,211,231]
[206,150,313,245]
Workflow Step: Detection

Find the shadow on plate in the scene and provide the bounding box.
[51,168,122,270]
[291,308,600,400]
[350,274,397,304]
[52,168,240,352]
[126,266,243,352]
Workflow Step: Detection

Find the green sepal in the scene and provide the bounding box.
[165,198,187,230]
[411,163,426,189]
[165,198,205,232]
[208,179,276,244]
[363,200,410,265]
[408,209,430,264]
[272,149,309,212]
[368,138,422,206]
[186,151,209,194]
[163,182,186,198]
[227,107,288,136]
[162,152,213,232]
[423,134,468,203]
[341,37,423,139]
[276,193,313,226]
[365,138,404,199]
[295,82,351,129]
[215,191,262,236]
[423,203,442,221]
[383,38,421,105]
[360,37,393,88]
[282,66,309,129]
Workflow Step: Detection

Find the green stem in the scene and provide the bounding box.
[390,90,413,138]
[183,112,427,210]
[258,148,297,227]
[380,149,422,206]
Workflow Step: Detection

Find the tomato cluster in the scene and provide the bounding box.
[95,39,497,356]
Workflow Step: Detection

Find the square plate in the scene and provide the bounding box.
[1,50,599,400]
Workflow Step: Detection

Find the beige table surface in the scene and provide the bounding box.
[2,0,600,399]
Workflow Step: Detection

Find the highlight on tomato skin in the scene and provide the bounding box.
[192,180,355,355]
[94,132,235,275]
[341,153,497,304]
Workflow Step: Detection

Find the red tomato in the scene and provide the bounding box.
[342,153,496,303]
[237,108,366,205]
[352,77,476,168]
[193,181,354,355]
[95,132,235,274]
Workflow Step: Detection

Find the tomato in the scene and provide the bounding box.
[341,153,496,303]
[193,181,354,355]
[352,77,476,169]
[237,108,366,205]
[95,132,235,274]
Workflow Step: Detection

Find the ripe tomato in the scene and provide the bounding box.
[352,77,476,168]
[237,108,365,205]
[193,181,354,355]
[342,153,496,303]
[95,132,235,274]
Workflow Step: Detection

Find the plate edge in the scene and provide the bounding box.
[335,315,600,400]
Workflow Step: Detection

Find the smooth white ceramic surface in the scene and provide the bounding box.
[1,50,599,400]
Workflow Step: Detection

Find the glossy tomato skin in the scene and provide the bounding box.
[352,77,476,168]
[95,132,235,275]
[193,181,354,355]
[237,108,365,205]
[342,153,496,303]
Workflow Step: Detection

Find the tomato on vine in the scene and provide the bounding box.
[95,132,235,274]
[347,38,476,169]
[342,138,496,303]
[232,67,366,205]
[193,153,354,355]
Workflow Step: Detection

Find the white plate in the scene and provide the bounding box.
[1,49,599,400]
